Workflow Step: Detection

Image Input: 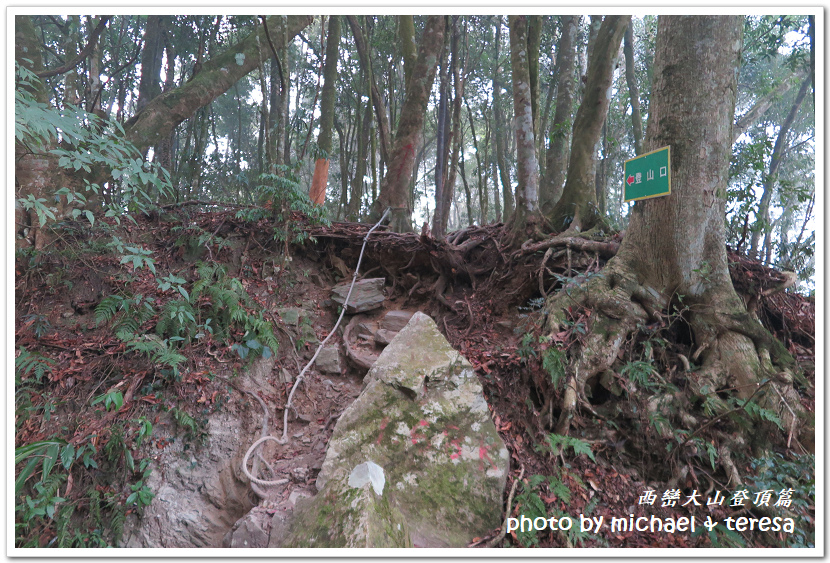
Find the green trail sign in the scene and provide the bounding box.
[624,146,671,202]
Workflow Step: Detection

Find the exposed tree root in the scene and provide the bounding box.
[542,255,810,483]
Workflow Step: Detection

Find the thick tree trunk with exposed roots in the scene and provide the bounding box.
[544,15,809,474]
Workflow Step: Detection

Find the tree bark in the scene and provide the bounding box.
[375,15,445,232]
[749,73,812,258]
[15,15,53,248]
[136,15,165,113]
[399,15,417,91]
[432,27,451,238]
[124,15,312,156]
[442,18,466,233]
[62,16,82,106]
[527,15,543,138]
[466,99,488,224]
[310,14,341,206]
[509,15,540,231]
[623,20,644,155]
[348,101,372,220]
[492,19,514,221]
[347,15,392,167]
[540,15,577,212]
[547,15,628,232]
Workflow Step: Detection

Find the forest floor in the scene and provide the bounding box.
[14,209,815,549]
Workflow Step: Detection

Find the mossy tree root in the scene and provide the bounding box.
[542,258,811,479]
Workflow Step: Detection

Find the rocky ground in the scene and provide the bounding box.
[14,210,815,549]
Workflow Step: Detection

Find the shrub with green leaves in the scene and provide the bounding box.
[235,165,329,246]
[16,62,174,230]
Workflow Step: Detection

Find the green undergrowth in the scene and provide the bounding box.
[15,71,326,545]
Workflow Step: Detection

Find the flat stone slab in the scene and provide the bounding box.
[331,278,386,314]
[380,310,414,332]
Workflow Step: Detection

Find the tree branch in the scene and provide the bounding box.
[37,16,111,79]
[732,69,806,143]
[259,15,285,96]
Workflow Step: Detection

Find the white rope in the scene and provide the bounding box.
[240,208,391,491]
[241,436,289,487]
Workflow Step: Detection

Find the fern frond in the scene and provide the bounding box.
[16,347,54,383]
[109,503,126,547]
[95,295,123,324]
[88,489,102,527]
[54,503,75,548]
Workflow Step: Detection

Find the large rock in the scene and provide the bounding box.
[331,278,386,313]
[277,312,509,548]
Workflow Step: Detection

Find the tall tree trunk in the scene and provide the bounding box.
[492,18,514,220]
[375,15,445,232]
[399,15,417,91]
[136,15,165,112]
[85,17,104,118]
[15,15,53,248]
[282,42,293,165]
[432,26,451,237]
[623,20,644,155]
[268,54,283,170]
[540,15,577,212]
[335,120,349,219]
[441,19,466,234]
[62,15,82,106]
[347,15,392,167]
[481,121,491,223]
[310,14,340,206]
[548,15,628,232]
[749,74,812,258]
[527,15,543,138]
[466,99,488,224]
[459,151,474,225]
[154,33,177,173]
[595,120,607,215]
[490,156,502,222]
[348,101,372,220]
[509,15,540,232]
[545,15,805,451]
[370,121,378,204]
